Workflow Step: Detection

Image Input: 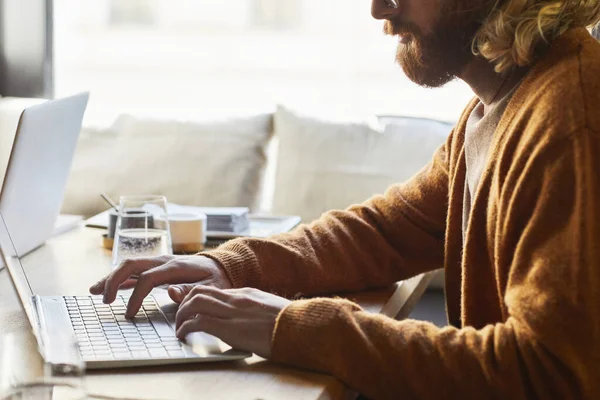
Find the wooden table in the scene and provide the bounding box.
[0,226,432,400]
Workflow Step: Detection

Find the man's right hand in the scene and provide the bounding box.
[89,255,233,318]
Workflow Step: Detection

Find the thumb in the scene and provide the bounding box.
[168,284,196,304]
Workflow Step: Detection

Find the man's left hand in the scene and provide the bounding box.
[175,286,292,358]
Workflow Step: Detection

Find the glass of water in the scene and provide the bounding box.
[111,195,172,268]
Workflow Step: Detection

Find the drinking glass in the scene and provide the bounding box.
[111,195,172,268]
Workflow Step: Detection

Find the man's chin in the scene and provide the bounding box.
[397,55,455,88]
[398,34,414,45]
[395,43,462,88]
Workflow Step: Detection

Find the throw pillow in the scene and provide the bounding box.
[271,105,450,223]
[61,113,273,217]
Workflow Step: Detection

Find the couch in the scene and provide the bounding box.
[0,98,454,287]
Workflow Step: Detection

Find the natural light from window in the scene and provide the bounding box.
[54,0,475,125]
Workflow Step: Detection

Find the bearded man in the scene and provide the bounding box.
[92,0,600,398]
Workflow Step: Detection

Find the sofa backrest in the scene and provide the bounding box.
[0,99,455,222]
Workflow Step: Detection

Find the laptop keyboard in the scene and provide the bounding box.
[65,295,189,361]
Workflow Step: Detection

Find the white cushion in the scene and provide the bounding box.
[271,105,450,223]
[61,113,273,217]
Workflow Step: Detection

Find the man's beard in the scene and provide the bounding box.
[384,2,488,88]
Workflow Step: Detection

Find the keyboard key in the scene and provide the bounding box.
[160,339,180,346]
[113,352,132,360]
[149,316,175,338]
[168,351,186,358]
[106,333,123,339]
[149,349,168,359]
[130,351,150,359]
[164,345,182,351]
[144,342,163,349]
[138,326,155,332]
[104,326,121,332]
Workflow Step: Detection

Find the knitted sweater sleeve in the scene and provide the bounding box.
[270,131,600,399]
[203,132,452,297]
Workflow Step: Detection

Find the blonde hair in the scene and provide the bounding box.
[473,0,600,72]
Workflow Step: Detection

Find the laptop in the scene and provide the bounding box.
[0,93,89,257]
[0,95,251,370]
[0,216,251,370]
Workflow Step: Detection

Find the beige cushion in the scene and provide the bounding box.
[61,114,273,217]
[271,105,449,223]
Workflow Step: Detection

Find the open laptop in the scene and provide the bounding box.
[0,93,89,257]
[0,214,251,370]
[0,94,251,370]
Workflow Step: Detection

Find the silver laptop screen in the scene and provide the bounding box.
[0,212,36,325]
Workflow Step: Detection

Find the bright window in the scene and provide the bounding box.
[54,0,475,125]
